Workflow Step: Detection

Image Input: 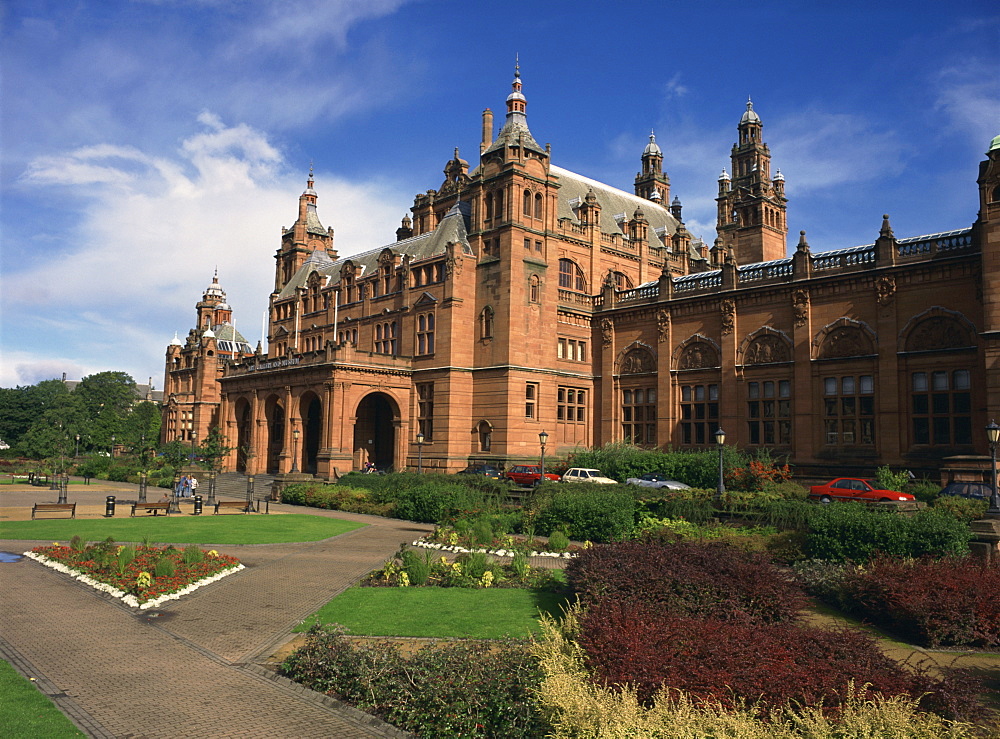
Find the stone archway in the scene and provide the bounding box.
[299,393,322,474]
[264,394,285,475]
[354,392,398,471]
[235,399,252,473]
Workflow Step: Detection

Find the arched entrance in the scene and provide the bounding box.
[235,399,252,472]
[299,393,322,474]
[354,393,398,471]
[264,395,284,474]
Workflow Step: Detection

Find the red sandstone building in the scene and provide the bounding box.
[162,67,1000,481]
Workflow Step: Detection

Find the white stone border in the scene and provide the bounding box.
[412,539,576,559]
[24,551,245,610]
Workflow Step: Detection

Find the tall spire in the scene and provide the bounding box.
[482,58,545,158]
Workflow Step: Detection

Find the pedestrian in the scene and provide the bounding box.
[190,476,199,496]
[175,475,185,496]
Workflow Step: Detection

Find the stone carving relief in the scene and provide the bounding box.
[905,317,972,352]
[792,289,809,327]
[744,334,790,365]
[620,348,656,374]
[818,326,873,359]
[656,309,670,343]
[679,341,718,370]
[601,318,614,346]
[720,299,736,335]
[876,275,896,306]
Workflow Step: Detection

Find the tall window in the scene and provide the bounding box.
[417,313,435,355]
[747,380,791,445]
[523,189,533,216]
[534,193,543,219]
[529,275,540,303]
[525,383,538,419]
[374,321,396,355]
[558,259,586,292]
[417,383,434,440]
[480,307,494,339]
[679,383,718,445]
[557,387,587,423]
[622,388,656,445]
[823,375,874,445]
[911,370,971,445]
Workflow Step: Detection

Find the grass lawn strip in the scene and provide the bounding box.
[0,659,84,738]
[25,545,243,610]
[0,514,366,544]
[297,585,570,639]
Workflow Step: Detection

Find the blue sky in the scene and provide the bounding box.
[2,0,997,389]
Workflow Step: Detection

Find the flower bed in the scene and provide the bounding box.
[26,537,243,609]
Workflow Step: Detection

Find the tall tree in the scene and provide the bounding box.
[73,371,137,451]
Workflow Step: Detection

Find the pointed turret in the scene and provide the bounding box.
[634,130,670,202]
[276,169,335,291]
[481,58,546,160]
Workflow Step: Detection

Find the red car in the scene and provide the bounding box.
[808,478,916,504]
[505,464,561,487]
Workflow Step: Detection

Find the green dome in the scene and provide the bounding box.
[991,133,1000,152]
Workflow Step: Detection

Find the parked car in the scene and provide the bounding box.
[505,464,561,486]
[808,478,915,504]
[561,468,618,484]
[625,473,692,490]
[937,481,993,500]
[455,464,502,479]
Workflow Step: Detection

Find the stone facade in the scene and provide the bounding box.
[162,67,1000,481]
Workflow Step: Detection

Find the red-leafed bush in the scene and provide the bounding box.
[576,599,980,719]
[836,556,1000,648]
[566,539,805,624]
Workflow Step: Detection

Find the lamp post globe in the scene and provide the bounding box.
[714,427,726,502]
[291,427,300,473]
[987,420,1000,515]
[415,431,425,474]
[539,430,549,480]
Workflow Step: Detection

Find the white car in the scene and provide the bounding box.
[561,468,618,484]
[625,473,691,490]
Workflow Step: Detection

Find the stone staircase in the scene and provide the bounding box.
[213,471,276,503]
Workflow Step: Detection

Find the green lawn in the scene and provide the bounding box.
[0,514,366,545]
[297,585,571,638]
[0,660,84,738]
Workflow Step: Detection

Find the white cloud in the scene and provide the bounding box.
[3,114,412,388]
[934,61,1000,148]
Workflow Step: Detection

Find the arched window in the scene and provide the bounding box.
[485,193,493,220]
[481,307,494,339]
[529,275,540,303]
[523,189,532,216]
[477,421,492,452]
[558,258,587,292]
[613,271,634,290]
[534,193,543,219]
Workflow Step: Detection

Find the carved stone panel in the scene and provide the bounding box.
[656,310,670,343]
[720,299,736,335]
[621,348,656,374]
[601,318,613,346]
[679,341,719,370]
[905,317,972,352]
[744,334,790,364]
[818,327,873,359]
[792,289,809,327]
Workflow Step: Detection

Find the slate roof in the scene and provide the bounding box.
[276,201,473,299]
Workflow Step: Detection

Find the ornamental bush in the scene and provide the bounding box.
[835,556,1000,648]
[566,539,805,624]
[804,504,970,561]
[280,626,548,738]
[575,601,980,720]
[533,484,636,542]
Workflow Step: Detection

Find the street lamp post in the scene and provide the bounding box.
[714,427,726,503]
[190,430,197,464]
[415,431,425,474]
[75,433,81,458]
[539,430,549,480]
[291,427,300,473]
[987,420,1000,516]
[110,434,116,458]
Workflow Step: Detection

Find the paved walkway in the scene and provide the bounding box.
[0,481,433,738]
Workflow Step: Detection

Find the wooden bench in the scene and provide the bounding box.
[131,502,171,517]
[214,500,251,514]
[32,502,76,519]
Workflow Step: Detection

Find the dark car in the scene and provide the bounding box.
[455,464,503,479]
[937,481,993,500]
[505,464,561,487]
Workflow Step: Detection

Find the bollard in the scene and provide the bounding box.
[105,496,116,517]
[193,495,203,515]
[57,480,68,505]
[138,473,147,503]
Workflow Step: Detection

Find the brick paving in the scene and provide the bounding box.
[0,481,431,738]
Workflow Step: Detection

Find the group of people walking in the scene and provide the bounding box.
[175,474,199,497]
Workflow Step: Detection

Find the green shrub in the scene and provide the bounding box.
[932,495,988,523]
[182,545,204,564]
[637,488,715,523]
[907,478,941,503]
[804,504,970,561]
[569,442,742,488]
[400,549,432,585]
[546,530,570,551]
[154,557,176,578]
[534,484,636,542]
[875,465,911,493]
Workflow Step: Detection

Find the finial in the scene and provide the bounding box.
[796,230,810,253]
[880,214,894,238]
[454,147,459,158]
[650,130,656,141]
[515,53,520,79]
[747,96,753,111]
